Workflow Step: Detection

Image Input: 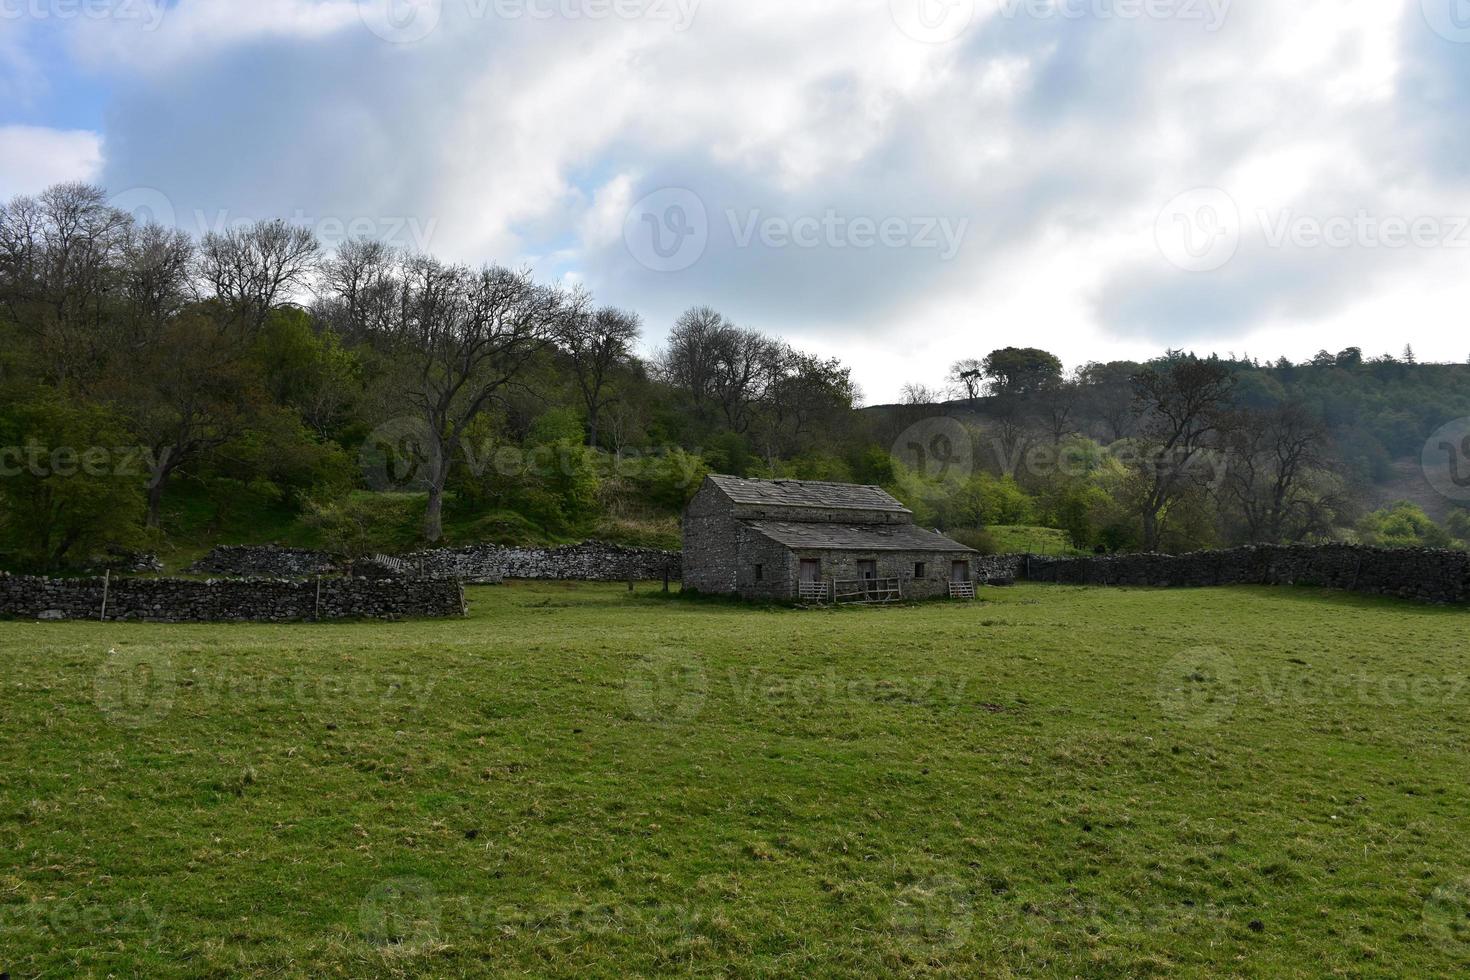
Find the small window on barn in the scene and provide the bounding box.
[914,562,927,579]
[754,564,764,582]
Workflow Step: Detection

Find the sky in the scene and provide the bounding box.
[3,0,1469,403]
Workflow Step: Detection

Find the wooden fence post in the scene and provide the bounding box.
[314,576,322,621]
[100,569,110,622]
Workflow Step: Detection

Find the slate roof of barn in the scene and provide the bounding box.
[743,521,975,554]
[707,475,911,513]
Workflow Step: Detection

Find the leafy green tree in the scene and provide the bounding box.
[101,311,263,527]
[1040,479,1112,550]
[1446,508,1470,545]
[631,449,709,511]
[981,348,1064,397]
[1356,502,1452,549]
[0,387,146,572]
[252,308,364,440]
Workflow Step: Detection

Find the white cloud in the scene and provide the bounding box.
[15,0,1470,399]
[65,0,361,71]
[0,126,104,198]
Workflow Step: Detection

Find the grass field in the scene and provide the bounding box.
[978,526,1084,557]
[2,583,1469,977]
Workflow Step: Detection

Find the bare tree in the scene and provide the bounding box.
[0,183,132,384]
[752,346,856,465]
[604,389,651,456]
[560,306,641,450]
[1222,400,1337,543]
[901,382,940,406]
[360,258,584,541]
[314,238,400,343]
[658,306,777,433]
[946,358,985,405]
[708,326,776,433]
[1128,354,1236,551]
[1039,376,1081,445]
[986,390,1035,478]
[197,219,320,332]
[657,305,728,410]
[1077,361,1139,442]
[119,223,194,350]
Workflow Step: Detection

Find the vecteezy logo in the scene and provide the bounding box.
[359,878,441,947]
[107,187,178,230]
[624,649,709,723]
[94,648,176,729]
[623,188,709,273]
[1424,878,1470,952]
[360,416,440,492]
[890,876,974,955]
[1155,646,1239,728]
[890,0,975,43]
[1155,188,1241,272]
[1422,418,1470,503]
[1422,0,1470,43]
[358,0,442,43]
[892,417,974,482]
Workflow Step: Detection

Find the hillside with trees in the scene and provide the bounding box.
[2,184,1468,573]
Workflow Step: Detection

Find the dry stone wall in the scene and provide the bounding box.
[185,542,680,584]
[1005,545,1470,605]
[0,573,466,622]
[101,552,163,574]
[364,542,681,584]
[188,546,339,578]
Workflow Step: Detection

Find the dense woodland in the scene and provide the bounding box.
[2,184,1469,573]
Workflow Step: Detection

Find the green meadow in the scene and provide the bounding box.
[1,583,1468,977]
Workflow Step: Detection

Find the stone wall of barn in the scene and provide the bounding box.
[682,479,976,601]
[0,574,466,622]
[784,549,977,601]
[683,488,741,594]
[697,542,979,602]
[732,525,800,601]
[984,545,1470,605]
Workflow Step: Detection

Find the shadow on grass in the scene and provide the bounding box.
[1030,581,1467,616]
[632,588,998,615]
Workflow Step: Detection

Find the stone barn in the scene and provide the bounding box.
[682,475,978,602]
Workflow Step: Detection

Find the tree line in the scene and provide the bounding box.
[885,345,1470,554]
[0,184,858,569]
[1,183,1466,572]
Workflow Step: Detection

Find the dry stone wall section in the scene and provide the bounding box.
[0,574,466,622]
[1002,545,1470,605]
